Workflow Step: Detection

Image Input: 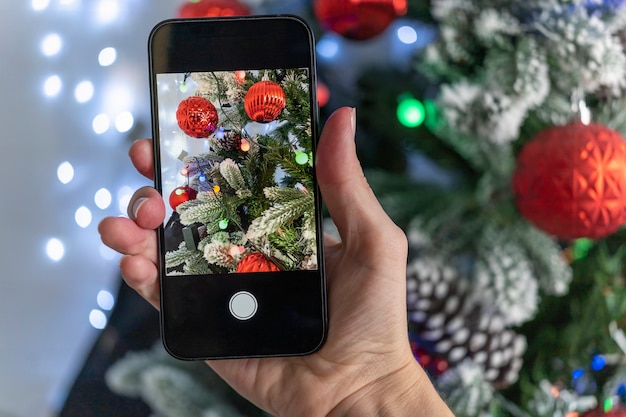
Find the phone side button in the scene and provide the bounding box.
[228,291,258,321]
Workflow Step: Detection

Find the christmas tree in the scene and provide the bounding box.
[107,0,626,416]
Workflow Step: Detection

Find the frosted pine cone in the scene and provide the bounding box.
[407,257,526,388]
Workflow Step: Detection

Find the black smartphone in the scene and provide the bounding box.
[148,16,327,360]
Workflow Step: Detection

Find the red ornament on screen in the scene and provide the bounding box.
[176,96,219,138]
[177,0,251,18]
[313,0,408,40]
[236,252,281,273]
[512,121,626,240]
[244,80,286,123]
[169,186,197,210]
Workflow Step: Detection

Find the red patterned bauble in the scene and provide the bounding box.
[178,0,251,18]
[176,96,219,138]
[169,186,197,210]
[513,121,626,240]
[244,80,286,123]
[313,0,408,40]
[236,252,281,273]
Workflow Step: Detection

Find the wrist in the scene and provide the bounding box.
[327,361,453,417]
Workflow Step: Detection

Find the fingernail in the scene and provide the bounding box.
[130,197,148,220]
[351,107,357,135]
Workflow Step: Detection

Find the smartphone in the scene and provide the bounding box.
[148,16,327,360]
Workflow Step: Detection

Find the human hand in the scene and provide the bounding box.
[99,107,453,417]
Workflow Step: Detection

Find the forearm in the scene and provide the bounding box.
[327,362,454,417]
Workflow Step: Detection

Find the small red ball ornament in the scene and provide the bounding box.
[169,186,197,210]
[313,0,408,40]
[236,252,281,273]
[176,96,219,138]
[244,80,286,123]
[177,0,251,18]
[513,121,626,240]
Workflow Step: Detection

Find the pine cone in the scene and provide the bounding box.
[407,257,526,389]
[217,132,242,152]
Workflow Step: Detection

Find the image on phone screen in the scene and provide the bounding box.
[156,68,318,278]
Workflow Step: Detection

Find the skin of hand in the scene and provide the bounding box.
[98,107,454,417]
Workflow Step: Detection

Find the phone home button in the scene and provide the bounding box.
[229,291,258,321]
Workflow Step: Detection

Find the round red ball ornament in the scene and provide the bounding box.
[236,252,281,273]
[313,0,408,40]
[178,0,251,18]
[176,96,219,138]
[244,80,286,123]
[169,186,197,210]
[513,121,626,240]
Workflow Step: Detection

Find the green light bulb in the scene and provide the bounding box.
[397,96,425,128]
[295,151,309,165]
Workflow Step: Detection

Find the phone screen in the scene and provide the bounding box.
[149,17,326,360]
[157,68,318,276]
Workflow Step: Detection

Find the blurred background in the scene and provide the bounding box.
[0,1,432,416]
[0,2,174,416]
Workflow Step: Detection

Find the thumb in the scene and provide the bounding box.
[316,107,398,244]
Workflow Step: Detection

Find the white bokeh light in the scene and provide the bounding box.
[115,112,134,133]
[46,238,65,262]
[397,26,418,45]
[41,33,62,56]
[98,47,117,66]
[75,206,93,228]
[57,161,75,185]
[32,0,50,11]
[74,81,95,103]
[95,0,120,24]
[97,290,115,311]
[94,188,112,209]
[92,113,111,134]
[43,75,62,97]
[89,310,107,330]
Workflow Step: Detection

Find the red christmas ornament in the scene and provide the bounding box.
[176,96,219,138]
[236,252,281,273]
[513,121,626,240]
[244,80,286,123]
[169,186,197,210]
[313,0,408,40]
[178,0,251,18]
